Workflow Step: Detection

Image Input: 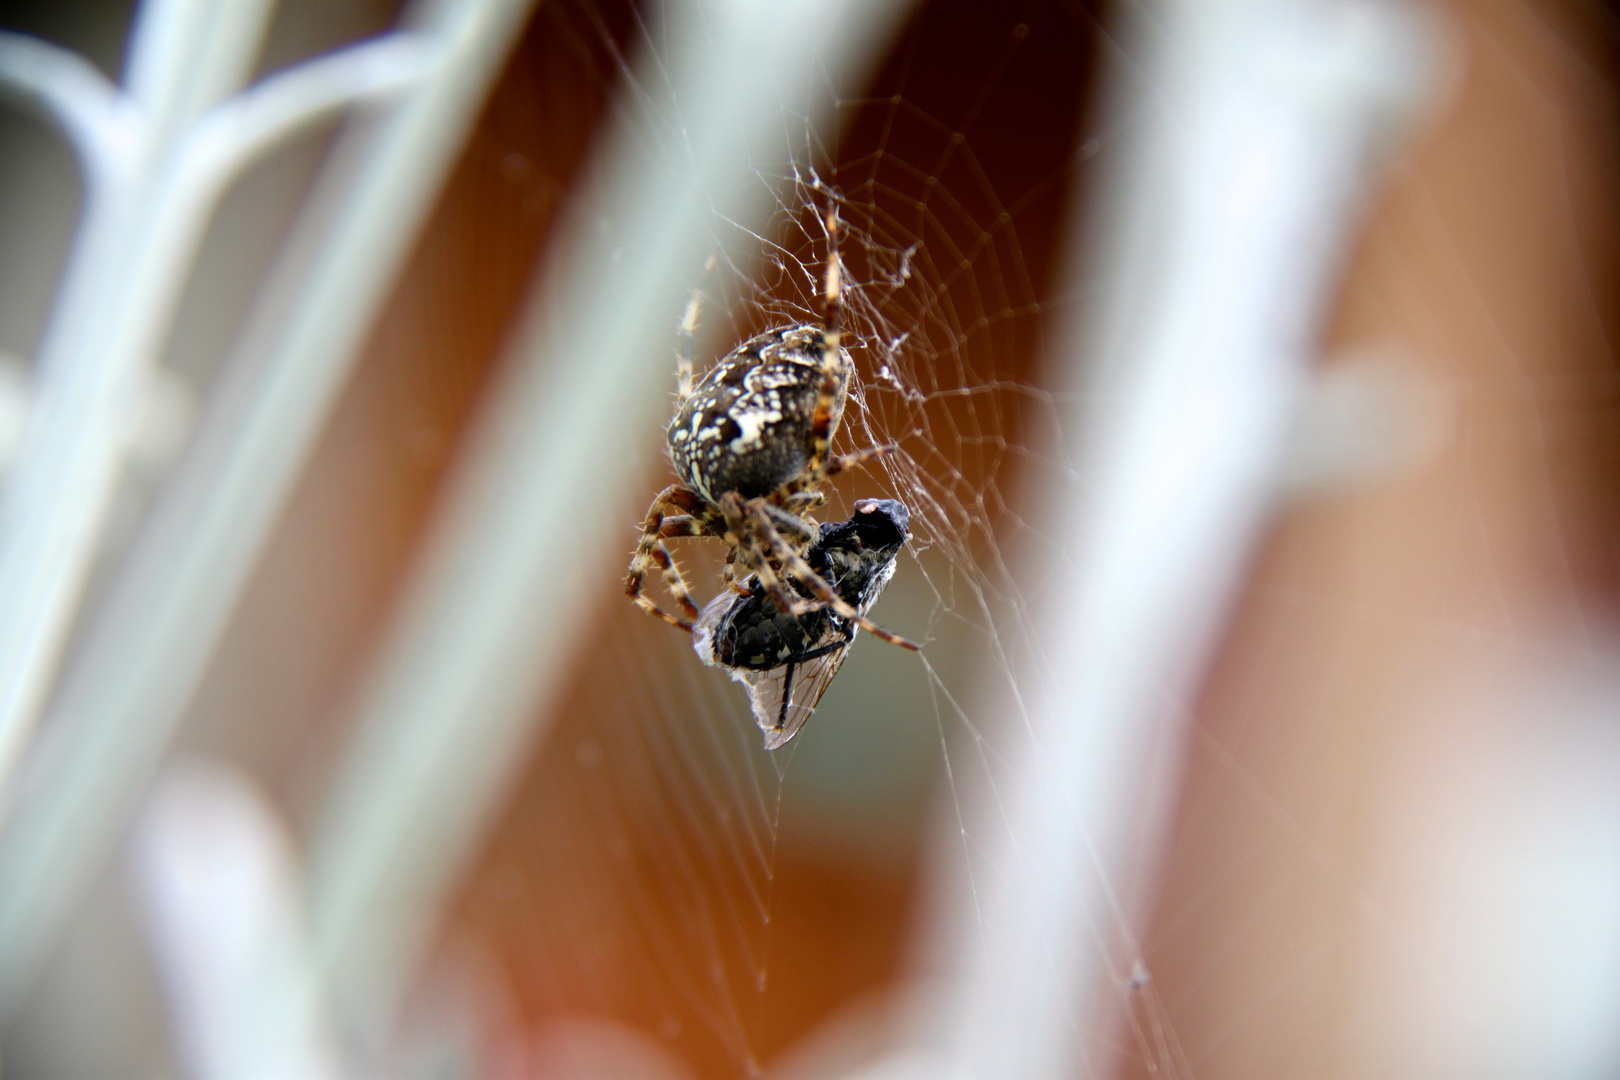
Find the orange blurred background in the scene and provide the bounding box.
[1,0,1617,1077]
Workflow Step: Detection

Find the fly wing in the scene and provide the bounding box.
[694,582,853,747]
[690,587,733,668]
[752,638,853,750]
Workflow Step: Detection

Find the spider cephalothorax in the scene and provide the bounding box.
[624,208,917,656]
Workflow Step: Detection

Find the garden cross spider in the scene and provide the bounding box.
[624,207,919,654]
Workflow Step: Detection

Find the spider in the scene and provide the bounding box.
[624,207,918,655]
[693,498,910,749]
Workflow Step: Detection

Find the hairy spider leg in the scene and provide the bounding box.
[626,484,715,629]
[754,498,818,546]
[718,492,807,617]
[720,547,750,595]
[753,501,918,650]
[822,204,845,343]
[721,493,824,596]
[675,288,700,402]
[650,542,695,622]
[734,494,920,652]
[807,205,847,472]
[763,444,895,573]
[657,515,699,538]
[715,492,799,613]
[674,252,716,402]
[804,444,897,487]
[783,489,826,513]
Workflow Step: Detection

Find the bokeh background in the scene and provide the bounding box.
[0,0,1617,1078]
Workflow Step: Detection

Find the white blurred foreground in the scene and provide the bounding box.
[2,1,1619,1078]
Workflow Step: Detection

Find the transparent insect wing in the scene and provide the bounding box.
[692,587,856,748]
[751,637,854,750]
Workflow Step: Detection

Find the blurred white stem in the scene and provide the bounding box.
[0,0,533,1012]
[185,33,436,193]
[933,2,1440,1078]
[124,0,279,149]
[133,759,340,1080]
[0,22,429,802]
[0,33,128,183]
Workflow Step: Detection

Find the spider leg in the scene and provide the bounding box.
[644,540,699,626]
[675,289,700,401]
[808,205,849,470]
[741,497,920,652]
[719,496,819,608]
[806,443,897,485]
[784,490,825,514]
[721,551,751,596]
[754,500,818,547]
[626,485,710,629]
[822,203,844,343]
[720,493,807,621]
[722,488,822,625]
[674,253,715,402]
[630,585,693,630]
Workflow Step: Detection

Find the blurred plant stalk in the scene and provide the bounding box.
[0,0,535,1017]
[919,2,1445,1078]
[0,1,434,791]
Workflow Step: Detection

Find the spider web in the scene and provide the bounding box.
[434,3,1140,1077]
[2,0,1611,1075]
[429,2,1620,1079]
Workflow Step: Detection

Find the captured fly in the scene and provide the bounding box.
[692,499,910,749]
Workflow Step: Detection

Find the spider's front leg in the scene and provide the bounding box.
[783,489,826,515]
[718,492,803,614]
[806,444,898,486]
[674,253,715,402]
[675,288,701,402]
[807,206,852,471]
[754,498,818,547]
[626,485,709,630]
[735,495,920,652]
[721,549,751,597]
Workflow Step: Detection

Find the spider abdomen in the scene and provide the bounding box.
[667,325,851,502]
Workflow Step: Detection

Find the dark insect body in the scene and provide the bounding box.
[623,207,919,663]
[694,499,910,749]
